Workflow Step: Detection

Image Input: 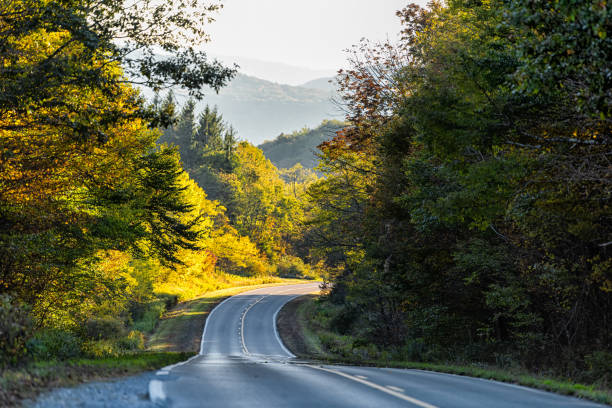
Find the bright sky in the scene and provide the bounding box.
[204,0,429,72]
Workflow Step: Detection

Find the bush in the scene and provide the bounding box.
[0,294,33,367]
[399,338,428,362]
[132,301,165,333]
[82,340,118,358]
[585,351,612,385]
[329,306,358,335]
[116,330,145,351]
[27,329,82,361]
[83,318,125,340]
[82,331,145,358]
[158,294,178,310]
[275,255,315,279]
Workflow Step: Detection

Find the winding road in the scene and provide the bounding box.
[148,283,607,408]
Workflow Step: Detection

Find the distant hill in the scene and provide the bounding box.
[210,55,336,86]
[258,120,346,169]
[144,73,344,145]
[300,77,337,92]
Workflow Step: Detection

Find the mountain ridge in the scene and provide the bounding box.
[144,72,343,145]
[258,120,346,170]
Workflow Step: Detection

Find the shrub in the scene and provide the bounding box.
[275,255,316,279]
[0,294,33,367]
[117,330,145,351]
[585,351,612,385]
[27,329,82,361]
[132,301,165,333]
[400,339,428,362]
[83,331,145,358]
[82,340,118,358]
[329,306,358,335]
[83,318,125,340]
[158,294,178,310]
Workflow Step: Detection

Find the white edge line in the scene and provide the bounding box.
[240,286,300,355]
[306,365,439,408]
[396,369,605,406]
[202,284,300,356]
[147,294,238,403]
[272,294,299,358]
[409,369,557,398]
[148,380,166,405]
[203,283,318,355]
[147,283,320,403]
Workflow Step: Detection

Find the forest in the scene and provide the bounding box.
[0,0,315,368]
[1,0,610,393]
[302,0,611,383]
[259,120,346,170]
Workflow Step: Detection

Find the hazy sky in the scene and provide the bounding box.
[204,0,428,72]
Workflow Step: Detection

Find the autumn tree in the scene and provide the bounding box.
[308,0,611,373]
[0,0,235,325]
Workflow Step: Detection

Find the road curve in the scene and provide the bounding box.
[149,283,608,408]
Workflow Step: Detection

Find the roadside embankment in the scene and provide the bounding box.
[277,295,612,406]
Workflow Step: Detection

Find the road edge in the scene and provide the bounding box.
[147,282,316,405]
[276,294,612,406]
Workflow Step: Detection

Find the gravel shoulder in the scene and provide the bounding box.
[26,372,158,408]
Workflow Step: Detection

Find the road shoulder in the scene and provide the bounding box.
[277,294,612,406]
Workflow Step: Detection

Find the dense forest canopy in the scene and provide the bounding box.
[157,95,318,264]
[303,0,610,377]
[0,0,312,365]
[259,120,346,170]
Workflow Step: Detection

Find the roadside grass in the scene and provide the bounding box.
[154,272,312,304]
[278,295,612,406]
[0,352,192,407]
[148,278,311,352]
[3,278,310,407]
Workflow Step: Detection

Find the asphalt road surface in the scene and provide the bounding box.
[149,283,607,408]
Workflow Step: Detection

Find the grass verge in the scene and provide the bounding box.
[147,279,310,352]
[0,352,193,407]
[277,295,612,406]
[4,279,309,407]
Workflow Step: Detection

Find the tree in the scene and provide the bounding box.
[307,0,611,372]
[224,126,238,160]
[196,105,226,151]
[0,20,203,323]
[0,0,236,117]
[172,100,197,168]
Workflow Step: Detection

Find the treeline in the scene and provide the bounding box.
[305,0,611,378]
[157,95,319,277]
[0,0,307,367]
[259,120,346,170]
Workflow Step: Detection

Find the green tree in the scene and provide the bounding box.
[196,106,226,152]
[0,7,220,325]
[224,126,238,160]
[0,0,236,136]
[307,0,611,373]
